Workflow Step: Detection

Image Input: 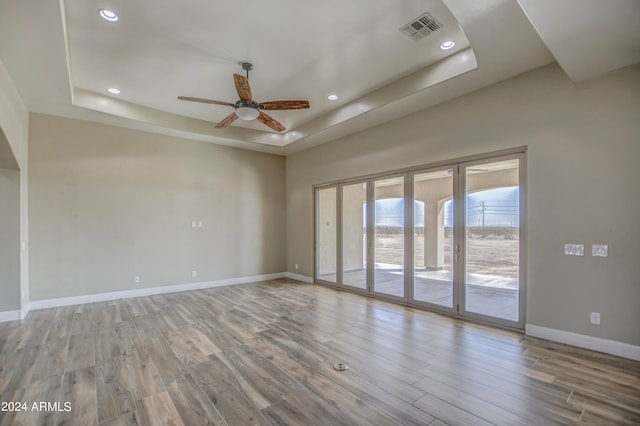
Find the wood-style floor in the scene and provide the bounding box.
[1,279,638,425]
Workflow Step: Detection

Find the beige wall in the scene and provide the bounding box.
[0,169,20,311]
[29,114,285,300]
[286,63,640,346]
[0,60,28,315]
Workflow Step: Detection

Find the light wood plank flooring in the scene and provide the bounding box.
[1,279,638,425]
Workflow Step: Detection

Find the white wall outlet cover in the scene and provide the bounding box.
[592,244,608,257]
[191,221,197,228]
[590,312,601,325]
[564,243,584,256]
[191,270,197,278]
[197,221,203,228]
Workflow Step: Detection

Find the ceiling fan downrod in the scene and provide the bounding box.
[241,62,253,79]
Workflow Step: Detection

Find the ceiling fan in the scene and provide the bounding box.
[178,62,310,132]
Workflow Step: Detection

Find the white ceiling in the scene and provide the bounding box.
[517,0,640,82]
[0,0,637,155]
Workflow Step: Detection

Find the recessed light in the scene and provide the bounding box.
[328,94,338,101]
[98,9,119,22]
[108,88,120,94]
[440,40,455,50]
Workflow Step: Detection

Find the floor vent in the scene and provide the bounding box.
[400,13,442,41]
[333,362,348,371]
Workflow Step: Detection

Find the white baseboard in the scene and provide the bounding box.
[0,305,33,322]
[526,324,640,361]
[0,309,21,322]
[285,272,313,283]
[29,272,287,311]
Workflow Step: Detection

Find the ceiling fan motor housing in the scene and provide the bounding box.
[235,100,261,110]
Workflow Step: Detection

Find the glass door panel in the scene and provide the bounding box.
[463,158,520,322]
[316,187,337,283]
[342,182,368,290]
[413,170,454,308]
[373,176,405,298]
[314,151,526,330]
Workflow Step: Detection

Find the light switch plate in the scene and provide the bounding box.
[592,244,608,257]
[564,243,584,256]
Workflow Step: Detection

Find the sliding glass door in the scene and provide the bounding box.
[461,157,523,325]
[373,176,406,299]
[315,187,337,283]
[342,181,368,290]
[412,168,455,310]
[314,151,525,329]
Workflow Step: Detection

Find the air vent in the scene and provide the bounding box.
[400,13,442,41]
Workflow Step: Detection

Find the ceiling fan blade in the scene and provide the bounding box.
[177,96,234,107]
[233,74,252,102]
[259,100,310,110]
[257,111,285,132]
[215,112,239,129]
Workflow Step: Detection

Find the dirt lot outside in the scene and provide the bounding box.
[375,227,519,278]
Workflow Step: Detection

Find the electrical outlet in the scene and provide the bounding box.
[197,221,203,228]
[134,275,140,284]
[295,263,299,270]
[191,220,196,228]
[191,270,197,278]
[590,312,601,325]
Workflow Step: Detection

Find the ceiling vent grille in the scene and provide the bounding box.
[400,13,442,41]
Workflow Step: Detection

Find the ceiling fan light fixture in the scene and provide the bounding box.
[236,106,260,121]
[328,94,338,100]
[98,9,119,22]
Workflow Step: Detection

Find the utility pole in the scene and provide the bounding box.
[480,201,486,228]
